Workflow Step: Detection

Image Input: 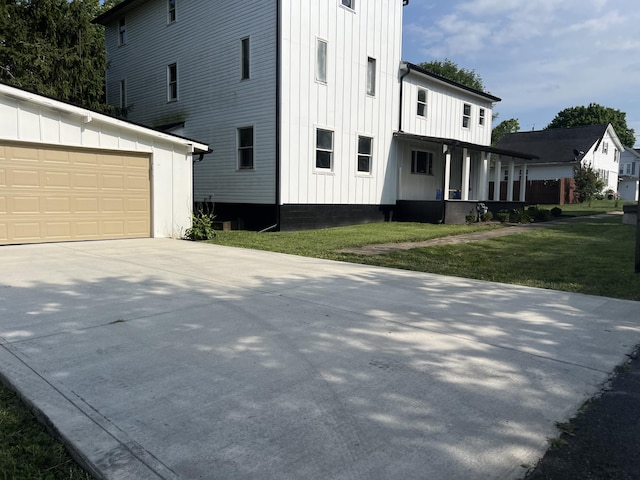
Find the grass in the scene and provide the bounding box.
[0,385,93,479]
[539,199,626,217]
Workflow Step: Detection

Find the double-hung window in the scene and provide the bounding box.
[316,129,333,170]
[417,89,427,117]
[168,0,176,23]
[367,57,376,96]
[118,17,126,45]
[479,108,486,126]
[167,63,178,101]
[316,39,327,83]
[241,37,250,80]
[462,104,471,128]
[411,151,433,175]
[238,127,254,170]
[357,136,373,174]
[341,0,354,9]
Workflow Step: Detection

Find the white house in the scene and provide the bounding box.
[619,148,640,201]
[95,0,533,230]
[0,83,208,245]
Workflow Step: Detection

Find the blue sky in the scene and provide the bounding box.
[402,0,640,146]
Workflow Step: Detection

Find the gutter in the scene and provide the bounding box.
[398,62,411,132]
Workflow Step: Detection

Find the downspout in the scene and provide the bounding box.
[274,0,282,230]
[398,62,411,132]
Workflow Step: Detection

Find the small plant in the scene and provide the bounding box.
[465,211,477,223]
[496,210,510,223]
[184,208,217,241]
[509,208,531,224]
[547,437,568,449]
[527,206,552,222]
[550,207,562,217]
[480,210,493,222]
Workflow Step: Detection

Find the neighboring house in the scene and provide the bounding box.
[618,148,640,201]
[95,0,533,229]
[495,124,623,204]
[0,82,208,245]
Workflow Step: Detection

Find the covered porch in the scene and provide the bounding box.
[393,133,538,224]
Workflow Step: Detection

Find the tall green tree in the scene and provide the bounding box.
[417,58,486,92]
[546,103,636,148]
[492,118,520,145]
[0,0,113,111]
[574,162,605,206]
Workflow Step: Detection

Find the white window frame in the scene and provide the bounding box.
[479,108,486,126]
[417,89,427,117]
[237,126,254,170]
[241,37,250,80]
[357,136,373,174]
[602,141,609,154]
[167,63,178,102]
[341,0,355,10]
[367,57,376,96]
[118,17,126,45]
[168,0,176,23]
[411,150,433,175]
[316,38,327,84]
[315,128,334,171]
[462,103,471,128]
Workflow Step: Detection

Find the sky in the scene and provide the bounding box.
[401,0,640,147]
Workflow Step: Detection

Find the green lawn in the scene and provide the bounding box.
[539,199,626,217]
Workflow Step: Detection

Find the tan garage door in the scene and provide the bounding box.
[0,143,151,245]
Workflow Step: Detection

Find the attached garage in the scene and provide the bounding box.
[0,84,208,245]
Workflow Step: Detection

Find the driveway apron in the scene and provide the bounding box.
[0,239,638,479]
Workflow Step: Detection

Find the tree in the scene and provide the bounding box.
[0,0,117,112]
[546,103,636,148]
[574,162,605,206]
[491,118,520,145]
[417,58,486,92]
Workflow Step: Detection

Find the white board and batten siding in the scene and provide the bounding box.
[279,0,403,206]
[105,1,278,205]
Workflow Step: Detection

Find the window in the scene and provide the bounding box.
[479,108,486,126]
[316,129,333,170]
[357,136,372,173]
[367,57,376,96]
[341,0,355,9]
[602,141,609,154]
[118,17,126,45]
[119,80,126,110]
[168,0,176,23]
[462,103,471,128]
[241,37,250,80]
[316,39,327,83]
[167,63,177,101]
[411,151,433,175]
[417,89,427,117]
[238,127,254,170]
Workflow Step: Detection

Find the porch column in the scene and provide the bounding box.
[462,148,471,201]
[479,152,489,200]
[507,159,515,201]
[443,145,451,200]
[519,163,528,202]
[493,157,502,201]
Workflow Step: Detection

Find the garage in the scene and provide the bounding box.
[0,83,208,245]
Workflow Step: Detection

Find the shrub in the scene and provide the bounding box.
[465,212,477,223]
[480,210,493,222]
[551,207,562,217]
[496,210,510,223]
[527,206,552,222]
[509,208,531,224]
[184,208,217,241]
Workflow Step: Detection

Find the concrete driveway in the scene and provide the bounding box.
[1,239,638,480]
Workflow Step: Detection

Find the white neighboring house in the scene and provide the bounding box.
[95,0,533,229]
[0,83,208,245]
[618,148,640,201]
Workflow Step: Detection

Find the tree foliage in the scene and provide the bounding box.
[574,162,605,206]
[417,58,486,93]
[0,0,117,112]
[546,103,636,148]
[492,118,520,145]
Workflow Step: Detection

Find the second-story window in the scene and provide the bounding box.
[168,0,176,23]
[479,108,486,126]
[462,103,471,128]
[417,89,427,117]
[167,63,178,101]
[316,39,327,83]
[341,0,355,10]
[118,17,126,45]
[602,141,609,154]
[119,79,126,110]
[316,128,333,170]
[238,127,254,170]
[241,37,250,80]
[367,57,376,96]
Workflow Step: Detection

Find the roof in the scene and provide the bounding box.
[494,124,613,165]
[402,63,501,103]
[0,82,209,153]
[393,132,539,160]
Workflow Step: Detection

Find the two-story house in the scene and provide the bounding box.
[619,148,640,201]
[95,0,533,230]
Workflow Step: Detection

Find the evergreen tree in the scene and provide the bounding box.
[574,162,605,206]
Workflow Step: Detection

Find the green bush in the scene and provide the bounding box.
[509,208,531,224]
[551,207,562,217]
[496,210,510,223]
[527,206,552,222]
[465,212,477,223]
[480,211,493,222]
[184,208,217,241]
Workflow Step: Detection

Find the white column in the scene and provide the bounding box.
[493,157,502,201]
[480,152,489,200]
[443,146,451,200]
[519,163,528,202]
[507,159,515,201]
[462,148,471,201]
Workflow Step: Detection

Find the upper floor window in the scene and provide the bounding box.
[316,39,327,83]
[411,151,433,175]
[119,79,126,110]
[118,17,126,45]
[367,57,376,96]
[417,89,427,117]
[602,141,609,154]
[316,128,333,170]
[168,0,176,23]
[341,0,355,9]
[462,103,471,128]
[357,136,373,174]
[167,63,178,101]
[238,127,254,170]
[241,37,250,80]
[479,108,486,126]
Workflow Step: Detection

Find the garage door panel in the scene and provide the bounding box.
[1,144,150,244]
